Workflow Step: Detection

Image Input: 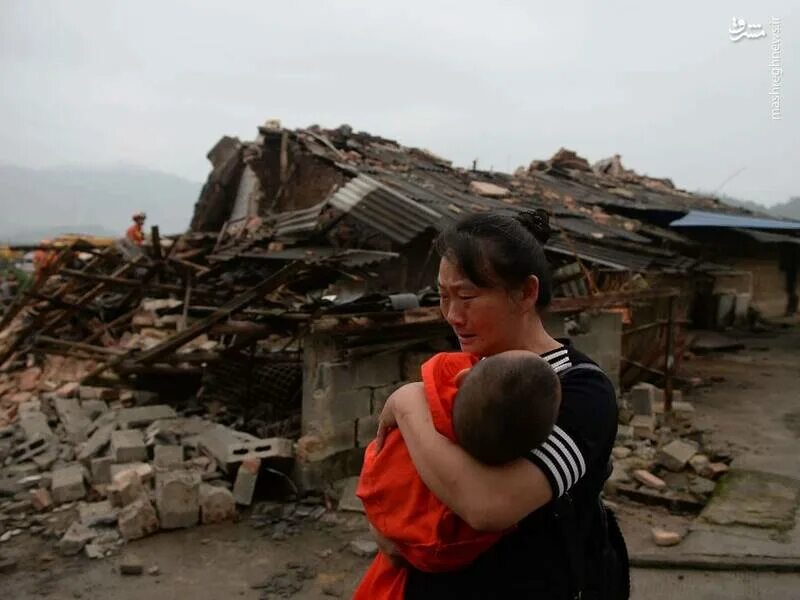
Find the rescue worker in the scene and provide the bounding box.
[126,212,146,245]
[33,239,57,284]
[374,210,629,599]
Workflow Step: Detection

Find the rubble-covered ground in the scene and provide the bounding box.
[1,325,799,599]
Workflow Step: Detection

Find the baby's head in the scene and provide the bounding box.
[453,350,561,465]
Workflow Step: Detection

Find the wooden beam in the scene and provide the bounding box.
[36,335,125,356]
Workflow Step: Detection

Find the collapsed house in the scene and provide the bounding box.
[1,120,798,505]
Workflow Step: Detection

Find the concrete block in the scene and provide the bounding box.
[117,497,159,541]
[111,430,147,463]
[90,456,113,484]
[31,445,57,469]
[336,476,364,513]
[19,412,54,442]
[315,387,372,424]
[153,445,183,469]
[632,469,666,490]
[58,521,96,556]
[55,382,80,398]
[79,500,118,527]
[108,470,145,507]
[630,383,656,416]
[233,457,260,506]
[79,386,118,401]
[81,400,108,421]
[197,424,292,472]
[616,425,634,444]
[155,470,200,529]
[78,422,116,462]
[296,420,355,463]
[199,483,236,524]
[352,354,401,388]
[371,382,405,415]
[9,435,50,464]
[51,464,86,504]
[54,397,92,443]
[630,415,656,439]
[117,405,177,429]
[657,439,698,472]
[707,462,730,479]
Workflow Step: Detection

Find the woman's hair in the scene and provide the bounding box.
[434,209,553,307]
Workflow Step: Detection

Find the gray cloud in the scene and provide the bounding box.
[1,0,796,206]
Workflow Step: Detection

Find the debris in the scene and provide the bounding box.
[630,383,658,416]
[469,181,510,198]
[153,445,183,470]
[707,462,730,480]
[110,430,148,463]
[232,456,260,506]
[657,439,698,472]
[108,470,145,508]
[51,464,86,504]
[79,500,118,527]
[651,527,683,547]
[199,483,236,524]
[117,497,159,541]
[688,454,711,476]
[155,470,200,529]
[0,556,17,573]
[117,406,177,429]
[147,565,160,576]
[58,521,96,556]
[630,415,656,438]
[30,488,53,511]
[611,446,632,460]
[689,476,716,497]
[120,553,144,575]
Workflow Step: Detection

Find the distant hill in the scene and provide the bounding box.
[718,194,800,221]
[0,164,202,242]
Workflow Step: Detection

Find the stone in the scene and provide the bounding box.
[632,469,666,490]
[148,565,160,576]
[348,539,378,557]
[51,464,86,504]
[657,439,698,472]
[108,470,145,508]
[90,456,113,484]
[612,446,632,460]
[79,500,118,527]
[81,400,108,420]
[155,470,200,529]
[630,415,656,438]
[630,383,656,416]
[651,527,683,547]
[199,483,236,524]
[110,430,147,463]
[707,462,730,479]
[689,476,716,497]
[120,553,143,575]
[117,497,159,541]
[78,422,115,462]
[58,521,96,556]
[604,464,632,495]
[0,556,17,573]
[30,488,53,511]
[233,456,260,506]
[153,445,183,470]
[689,454,711,476]
[117,405,177,429]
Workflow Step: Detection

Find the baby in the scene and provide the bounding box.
[354,350,561,599]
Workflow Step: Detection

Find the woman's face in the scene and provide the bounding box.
[437,257,534,356]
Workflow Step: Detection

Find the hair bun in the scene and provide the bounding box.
[515,210,551,245]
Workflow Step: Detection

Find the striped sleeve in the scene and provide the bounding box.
[529,425,587,497]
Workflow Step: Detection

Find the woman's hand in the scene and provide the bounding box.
[369,523,408,567]
[375,382,426,451]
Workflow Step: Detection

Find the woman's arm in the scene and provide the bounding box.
[377,386,553,532]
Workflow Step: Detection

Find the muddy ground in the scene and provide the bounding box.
[1,326,798,599]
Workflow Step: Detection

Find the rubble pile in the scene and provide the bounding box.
[606,382,731,520]
[0,378,302,558]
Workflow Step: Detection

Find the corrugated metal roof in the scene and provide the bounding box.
[238,246,399,267]
[545,237,655,272]
[327,174,442,243]
[554,217,651,243]
[670,210,800,230]
[270,200,328,238]
[733,228,800,245]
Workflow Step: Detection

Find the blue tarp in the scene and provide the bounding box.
[670,210,800,230]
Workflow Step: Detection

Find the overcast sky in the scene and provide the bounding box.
[0,1,796,206]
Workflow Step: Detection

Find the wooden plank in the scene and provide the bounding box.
[151,226,163,261]
[36,335,125,356]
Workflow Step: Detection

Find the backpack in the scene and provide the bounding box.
[556,363,630,600]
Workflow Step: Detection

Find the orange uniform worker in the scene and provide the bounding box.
[355,352,491,599]
[33,239,58,283]
[126,212,146,245]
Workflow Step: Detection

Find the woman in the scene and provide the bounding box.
[374,210,627,599]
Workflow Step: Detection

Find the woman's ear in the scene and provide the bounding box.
[454,368,470,388]
[519,275,540,311]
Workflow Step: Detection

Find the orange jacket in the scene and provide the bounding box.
[355,352,504,600]
[126,223,144,245]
